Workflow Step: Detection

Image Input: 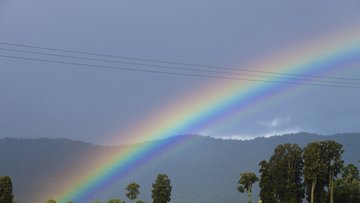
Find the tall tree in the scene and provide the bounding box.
[152,174,172,203]
[270,144,304,203]
[0,176,14,203]
[259,160,276,203]
[237,172,259,203]
[126,182,140,203]
[303,140,344,203]
[303,141,326,203]
[258,144,303,203]
[321,141,344,203]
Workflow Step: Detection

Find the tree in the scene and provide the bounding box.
[237,172,259,203]
[126,182,140,203]
[0,176,14,203]
[107,199,125,203]
[259,160,276,203]
[270,144,304,203]
[342,163,359,183]
[303,141,327,203]
[334,164,360,203]
[303,141,344,203]
[258,144,303,203]
[321,141,343,203]
[135,200,146,203]
[152,174,172,203]
[46,200,56,203]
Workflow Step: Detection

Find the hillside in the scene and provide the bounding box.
[1,133,359,203]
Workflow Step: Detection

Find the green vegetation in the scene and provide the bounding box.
[2,138,360,203]
[333,163,360,202]
[259,144,304,203]
[237,172,259,203]
[106,199,125,203]
[256,140,359,203]
[0,176,14,203]
[152,174,172,203]
[35,174,168,203]
[303,141,344,203]
[126,182,140,203]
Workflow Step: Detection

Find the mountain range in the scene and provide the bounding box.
[1,132,359,203]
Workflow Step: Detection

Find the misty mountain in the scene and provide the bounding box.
[1,133,360,203]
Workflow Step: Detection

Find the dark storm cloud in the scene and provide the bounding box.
[0,0,359,144]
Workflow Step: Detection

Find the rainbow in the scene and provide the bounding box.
[54,27,360,202]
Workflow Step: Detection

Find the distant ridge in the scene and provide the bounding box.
[1,132,359,203]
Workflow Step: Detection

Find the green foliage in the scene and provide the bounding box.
[303,140,344,203]
[46,200,56,203]
[135,200,146,203]
[152,174,172,203]
[259,144,304,203]
[3,135,360,203]
[106,199,125,203]
[237,172,259,203]
[66,201,73,203]
[323,141,344,203]
[259,160,276,203]
[272,144,303,203]
[0,176,14,203]
[125,182,140,202]
[342,163,359,182]
[92,201,102,203]
[334,164,360,203]
[303,141,326,203]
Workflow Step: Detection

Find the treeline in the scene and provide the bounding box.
[2,139,360,203]
[237,140,360,203]
[0,174,172,203]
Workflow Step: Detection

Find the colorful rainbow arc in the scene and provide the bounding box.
[56,28,360,202]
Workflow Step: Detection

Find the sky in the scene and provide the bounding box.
[0,0,360,145]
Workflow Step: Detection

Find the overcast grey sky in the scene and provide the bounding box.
[0,0,360,144]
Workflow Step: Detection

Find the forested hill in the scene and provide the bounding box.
[1,133,359,203]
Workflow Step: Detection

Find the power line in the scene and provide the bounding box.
[1,47,359,86]
[1,54,360,89]
[1,42,359,82]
